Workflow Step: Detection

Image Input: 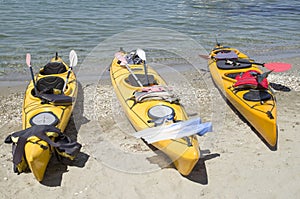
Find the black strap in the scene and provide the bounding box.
[5,125,81,165]
[12,136,27,165]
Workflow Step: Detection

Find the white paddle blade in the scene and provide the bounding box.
[134,117,212,144]
[69,50,78,67]
[115,52,128,64]
[26,53,31,67]
[136,48,146,61]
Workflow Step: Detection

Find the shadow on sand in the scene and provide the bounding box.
[185,151,220,184]
[146,144,220,185]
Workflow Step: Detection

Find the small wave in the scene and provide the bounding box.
[0,33,10,38]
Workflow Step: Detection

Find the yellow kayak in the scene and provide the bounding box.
[110,50,201,175]
[6,52,79,181]
[208,45,277,149]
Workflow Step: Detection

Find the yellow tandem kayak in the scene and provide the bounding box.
[208,45,277,149]
[110,49,203,175]
[5,51,81,181]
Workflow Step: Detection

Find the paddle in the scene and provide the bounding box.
[199,54,292,72]
[115,52,143,87]
[136,48,149,86]
[232,60,291,72]
[134,117,212,144]
[26,53,39,96]
[62,50,78,92]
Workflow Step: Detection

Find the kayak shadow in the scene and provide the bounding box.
[185,151,220,184]
[41,151,89,187]
[269,82,291,92]
[146,145,220,185]
[40,113,89,186]
[211,79,278,151]
[225,98,278,151]
[72,81,91,132]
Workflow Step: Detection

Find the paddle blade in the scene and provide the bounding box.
[26,53,31,67]
[136,48,146,61]
[115,52,128,64]
[134,117,212,144]
[69,50,78,67]
[257,70,273,83]
[264,62,291,72]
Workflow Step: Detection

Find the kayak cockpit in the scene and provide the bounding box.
[31,76,73,105]
[125,73,157,87]
[217,59,252,70]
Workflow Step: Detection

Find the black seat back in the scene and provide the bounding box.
[40,62,67,75]
[36,76,65,93]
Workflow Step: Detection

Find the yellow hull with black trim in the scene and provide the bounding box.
[22,56,77,181]
[208,46,277,149]
[110,52,200,176]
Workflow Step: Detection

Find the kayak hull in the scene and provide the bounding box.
[22,56,77,181]
[208,46,277,148]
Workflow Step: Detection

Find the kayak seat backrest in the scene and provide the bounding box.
[35,76,73,105]
[40,62,67,75]
[125,74,157,87]
[36,76,65,93]
[217,59,252,70]
[243,90,272,101]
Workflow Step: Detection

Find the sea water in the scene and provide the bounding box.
[0,0,299,80]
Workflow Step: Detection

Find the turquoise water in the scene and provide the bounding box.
[0,0,299,78]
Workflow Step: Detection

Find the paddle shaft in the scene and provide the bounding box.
[124,63,143,87]
[63,50,77,92]
[28,64,39,96]
[115,52,143,87]
[233,59,264,67]
[144,61,149,86]
[63,67,72,92]
[136,49,149,86]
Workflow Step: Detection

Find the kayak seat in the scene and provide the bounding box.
[243,90,272,101]
[217,59,252,70]
[125,74,157,87]
[39,93,73,105]
[35,76,73,105]
[40,62,67,75]
[36,76,65,93]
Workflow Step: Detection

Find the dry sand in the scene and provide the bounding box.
[0,57,300,199]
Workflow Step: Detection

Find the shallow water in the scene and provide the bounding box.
[0,0,299,80]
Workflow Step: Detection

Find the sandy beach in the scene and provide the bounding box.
[0,56,300,199]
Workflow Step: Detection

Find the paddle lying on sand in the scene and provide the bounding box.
[115,52,144,87]
[199,54,292,72]
[134,117,212,144]
[136,48,149,86]
[63,50,78,92]
[26,53,39,96]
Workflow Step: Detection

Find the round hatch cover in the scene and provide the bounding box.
[30,112,59,126]
[148,105,175,120]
